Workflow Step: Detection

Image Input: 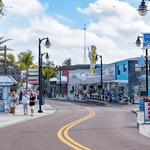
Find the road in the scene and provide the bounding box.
[0,100,150,150]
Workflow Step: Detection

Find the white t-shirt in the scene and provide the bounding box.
[22,95,30,104]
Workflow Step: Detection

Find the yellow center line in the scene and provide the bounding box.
[57,109,96,150]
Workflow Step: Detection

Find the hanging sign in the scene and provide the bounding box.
[143,33,150,49]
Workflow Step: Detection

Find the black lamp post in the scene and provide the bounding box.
[56,65,62,97]
[97,55,103,100]
[38,37,51,113]
[136,36,149,97]
[137,0,148,16]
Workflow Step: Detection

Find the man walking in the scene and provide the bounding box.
[22,92,30,116]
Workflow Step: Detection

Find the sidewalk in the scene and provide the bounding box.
[132,107,150,138]
[51,97,108,106]
[0,103,56,128]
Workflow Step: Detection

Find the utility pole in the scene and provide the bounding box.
[83,24,87,64]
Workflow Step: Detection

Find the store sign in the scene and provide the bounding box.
[144,101,150,123]
[103,64,115,81]
[143,33,150,49]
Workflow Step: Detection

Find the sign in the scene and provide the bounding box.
[28,72,39,76]
[103,64,115,81]
[144,101,150,123]
[143,33,150,49]
[29,80,39,84]
[28,76,39,80]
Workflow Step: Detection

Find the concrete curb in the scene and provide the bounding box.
[48,98,108,106]
[132,108,150,138]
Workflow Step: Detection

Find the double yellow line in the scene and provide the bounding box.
[57,109,95,150]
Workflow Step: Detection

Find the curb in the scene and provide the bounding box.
[48,98,108,106]
[0,104,56,128]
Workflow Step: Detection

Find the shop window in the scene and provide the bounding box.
[117,65,120,75]
[123,64,127,72]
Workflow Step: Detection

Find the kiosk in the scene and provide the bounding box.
[0,76,17,112]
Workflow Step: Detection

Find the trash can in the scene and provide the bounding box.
[139,99,144,111]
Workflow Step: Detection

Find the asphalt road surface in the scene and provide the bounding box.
[0,100,150,150]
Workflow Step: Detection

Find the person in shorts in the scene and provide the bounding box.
[29,92,36,116]
[10,91,18,115]
[22,92,30,116]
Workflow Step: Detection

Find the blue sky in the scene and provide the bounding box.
[39,0,138,28]
[40,0,96,28]
[1,0,150,65]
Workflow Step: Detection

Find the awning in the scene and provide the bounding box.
[0,75,18,86]
[50,76,67,84]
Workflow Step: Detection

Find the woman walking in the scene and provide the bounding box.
[10,91,18,115]
[29,92,36,116]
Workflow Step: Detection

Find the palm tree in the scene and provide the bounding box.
[17,50,34,92]
[42,60,57,81]
[7,53,15,64]
[62,57,71,66]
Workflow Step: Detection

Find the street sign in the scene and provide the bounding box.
[144,101,150,124]
[143,33,150,49]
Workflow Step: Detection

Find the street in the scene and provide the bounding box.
[0,100,150,150]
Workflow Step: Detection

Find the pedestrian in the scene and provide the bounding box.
[22,92,30,116]
[29,92,36,116]
[19,90,23,104]
[10,91,18,115]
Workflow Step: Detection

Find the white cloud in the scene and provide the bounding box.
[3,0,44,18]
[1,0,150,65]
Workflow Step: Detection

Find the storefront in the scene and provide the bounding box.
[68,69,101,99]
[0,76,17,112]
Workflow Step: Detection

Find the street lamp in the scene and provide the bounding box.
[56,65,62,97]
[97,55,103,100]
[135,36,149,97]
[137,0,148,16]
[38,37,51,113]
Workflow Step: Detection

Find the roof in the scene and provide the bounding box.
[50,76,67,84]
[0,75,17,85]
[61,64,90,70]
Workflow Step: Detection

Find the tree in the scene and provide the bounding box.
[42,60,57,81]
[0,0,4,16]
[17,50,34,92]
[62,57,71,66]
[7,53,16,64]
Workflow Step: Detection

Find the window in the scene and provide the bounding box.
[117,65,120,75]
[123,64,127,72]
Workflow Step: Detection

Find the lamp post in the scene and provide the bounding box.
[137,1,150,96]
[137,0,148,16]
[56,65,62,97]
[38,37,51,113]
[97,55,103,100]
[136,36,149,97]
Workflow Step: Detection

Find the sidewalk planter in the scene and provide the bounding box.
[139,99,144,111]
